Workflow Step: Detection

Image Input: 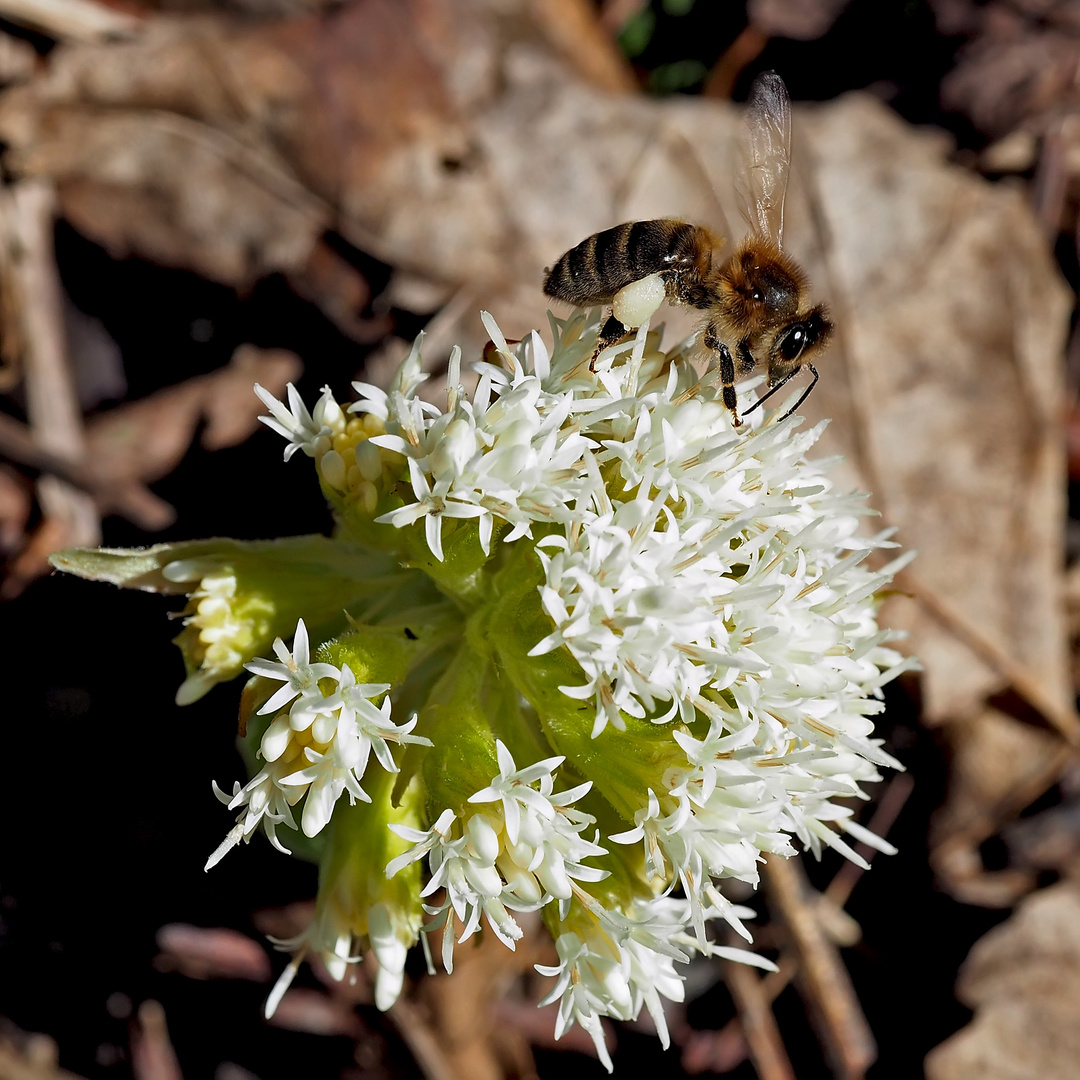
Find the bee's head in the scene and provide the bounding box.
[722,240,808,333]
[768,306,833,382]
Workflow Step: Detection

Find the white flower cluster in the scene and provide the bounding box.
[254,382,343,462]
[351,317,607,558]
[246,310,912,1069]
[266,895,415,1017]
[162,559,248,705]
[205,618,430,870]
[386,742,606,969]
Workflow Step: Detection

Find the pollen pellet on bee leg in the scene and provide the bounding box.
[611,273,666,328]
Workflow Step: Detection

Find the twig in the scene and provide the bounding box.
[764,855,876,1080]
[721,935,796,1080]
[130,1001,183,1080]
[824,772,915,909]
[893,566,1080,745]
[701,777,911,1072]
[0,181,102,549]
[387,997,463,1080]
[931,741,1077,906]
[1031,118,1072,240]
[532,0,638,94]
[0,410,174,530]
[702,25,769,99]
[598,0,647,34]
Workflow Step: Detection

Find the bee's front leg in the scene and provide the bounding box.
[704,324,741,427]
[736,339,757,375]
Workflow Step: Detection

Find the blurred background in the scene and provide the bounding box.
[4,0,1080,1077]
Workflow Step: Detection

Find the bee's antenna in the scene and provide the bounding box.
[742,366,801,417]
[742,363,819,422]
[775,364,818,422]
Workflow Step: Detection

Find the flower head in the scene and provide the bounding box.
[54,308,913,1071]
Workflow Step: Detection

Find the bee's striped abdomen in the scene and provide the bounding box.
[544,220,705,307]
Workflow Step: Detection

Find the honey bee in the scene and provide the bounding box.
[542,71,832,426]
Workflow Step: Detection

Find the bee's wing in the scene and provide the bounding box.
[736,71,792,246]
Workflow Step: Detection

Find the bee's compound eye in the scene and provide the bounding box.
[778,326,806,363]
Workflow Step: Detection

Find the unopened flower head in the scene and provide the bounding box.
[52,308,914,1071]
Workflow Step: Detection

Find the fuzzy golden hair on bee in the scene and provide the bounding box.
[714,237,809,337]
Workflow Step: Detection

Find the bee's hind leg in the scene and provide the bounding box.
[705,325,742,427]
[590,313,633,369]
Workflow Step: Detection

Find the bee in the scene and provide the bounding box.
[542,71,832,427]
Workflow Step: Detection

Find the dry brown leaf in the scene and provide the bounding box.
[747,0,850,40]
[84,343,300,484]
[1002,795,1080,876]
[793,94,1069,712]
[153,923,273,982]
[785,96,1072,898]
[0,463,31,553]
[199,344,301,450]
[925,879,1080,1080]
[268,988,365,1039]
[251,899,313,943]
[0,3,456,254]
[285,239,391,344]
[943,33,1080,138]
[0,13,334,282]
[928,706,1061,906]
[0,1,637,298]
[0,30,38,85]
[44,112,327,287]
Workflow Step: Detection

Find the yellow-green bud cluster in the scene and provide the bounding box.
[316,412,405,516]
